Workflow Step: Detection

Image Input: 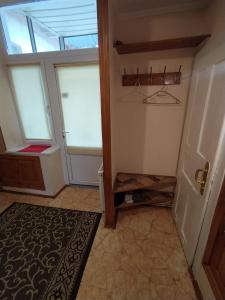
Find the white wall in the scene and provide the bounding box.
[0,46,23,148]
[114,52,194,176]
[116,9,209,43]
[110,8,209,177]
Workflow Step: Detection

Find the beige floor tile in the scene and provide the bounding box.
[0,187,197,300]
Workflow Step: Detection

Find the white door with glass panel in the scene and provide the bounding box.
[56,63,102,185]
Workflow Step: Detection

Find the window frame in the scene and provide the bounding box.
[63,32,98,50]
[5,49,99,146]
[0,10,98,56]
[0,11,33,55]
[7,62,54,144]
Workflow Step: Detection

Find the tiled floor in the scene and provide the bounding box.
[0,186,197,300]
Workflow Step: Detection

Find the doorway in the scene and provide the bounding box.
[55,63,103,186]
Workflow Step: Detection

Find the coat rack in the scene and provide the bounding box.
[122,66,182,86]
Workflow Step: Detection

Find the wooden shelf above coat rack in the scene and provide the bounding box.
[114,35,211,55]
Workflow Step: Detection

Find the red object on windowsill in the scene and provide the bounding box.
[18,145,51,153]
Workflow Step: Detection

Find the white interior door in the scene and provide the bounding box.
[175,59,225,265]
[55,63,102,185]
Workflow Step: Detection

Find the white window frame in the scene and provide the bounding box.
[0,9,100,180]
[2,28,100,142]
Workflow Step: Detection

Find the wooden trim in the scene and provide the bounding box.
[0,154,45,190]
[122,71,181,86]
[97,0,115,227]
[202,176,225,300]
[0,127,6,154]
[203,266,224,300]
[203,177,225,262]
[189,268,204,300]
[114,35,211,55]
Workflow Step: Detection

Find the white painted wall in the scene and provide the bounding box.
[110,8,209,177]
[0,46,23,148]
[116,9,209,43]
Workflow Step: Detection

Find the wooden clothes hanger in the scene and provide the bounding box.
[143,86,181,105]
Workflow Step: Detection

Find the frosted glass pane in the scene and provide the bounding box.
[10,65,51,140]
[57,64,102,148]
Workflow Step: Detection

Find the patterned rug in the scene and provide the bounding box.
[0,203,101,300]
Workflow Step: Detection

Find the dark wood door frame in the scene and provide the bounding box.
[97,0,115,228]
[0,127,6,154]
[203,175,225,300]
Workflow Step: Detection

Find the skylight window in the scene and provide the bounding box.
[0,0,98,55]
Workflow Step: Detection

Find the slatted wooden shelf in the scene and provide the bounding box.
[113,173,177,194]
[115,190,174,210]
[113,173,177,210]
[114,35,211,55]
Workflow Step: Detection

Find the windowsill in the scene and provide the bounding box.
[6,144,59,156]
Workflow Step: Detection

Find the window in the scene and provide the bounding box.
[64,34,98,50]
[2,11,32,54]
[56,64,102,149]
[0,0,98,55]
[10,65,52,140]
[32,20,60,52]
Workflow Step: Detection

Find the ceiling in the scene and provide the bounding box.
[0,0,210,37]
[115,0,210,16]
[1,0,98,37]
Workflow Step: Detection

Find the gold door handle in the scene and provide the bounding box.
[195,170,205,184]
[195,161,210,196]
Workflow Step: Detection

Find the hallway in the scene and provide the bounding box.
[0,188,196,300]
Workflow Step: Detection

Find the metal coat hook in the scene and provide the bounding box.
[176,65,182,82]
[163,66,167,83]
[178,65,182,73]
[122,65,182,86]
[150,67,152,84]
[137,67,139,76]
[136,67,140,85]
[160,66,166,83]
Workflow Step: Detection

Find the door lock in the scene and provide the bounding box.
[195,161,210,196]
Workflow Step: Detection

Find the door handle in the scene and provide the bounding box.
[195,161,210,196]
[62,131,70,138]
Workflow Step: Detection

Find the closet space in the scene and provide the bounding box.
[109,3,211,224]
[112,61,184,211]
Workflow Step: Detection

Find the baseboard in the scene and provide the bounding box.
[0,185,67,199]
[189,267,204,300]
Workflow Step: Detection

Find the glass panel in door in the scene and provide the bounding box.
[56,63,102,185]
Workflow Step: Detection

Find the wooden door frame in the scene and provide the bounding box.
[202,175,225,300]
[0,127,6,154]
[97,0,115,227]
